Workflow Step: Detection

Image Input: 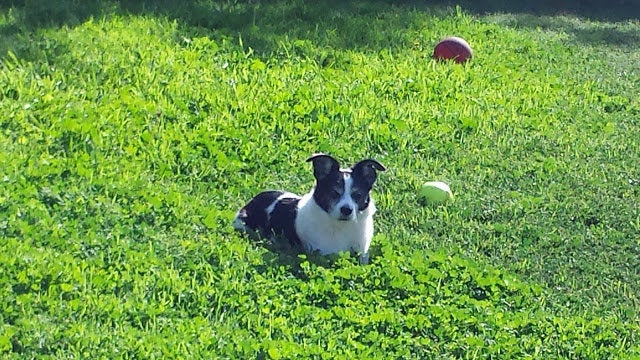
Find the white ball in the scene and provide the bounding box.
[419,181,453,204]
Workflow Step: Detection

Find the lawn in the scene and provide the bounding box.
[1,0,639,358]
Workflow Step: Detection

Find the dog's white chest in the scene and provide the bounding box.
[294,193,375,255]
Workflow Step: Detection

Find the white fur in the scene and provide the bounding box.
[232,216,246,231]
[266,192,299,214]
[295,192,375,257]
[328,173,357,221]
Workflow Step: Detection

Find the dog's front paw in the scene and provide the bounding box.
[359,253,370,265]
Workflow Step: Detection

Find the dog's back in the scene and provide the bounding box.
[233,190,302,247]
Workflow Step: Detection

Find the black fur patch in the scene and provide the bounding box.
[349,179,372,212]
[312,170,345,214]
[268,197,301,247]
[235,190,282,232]
[350,159,386,211]
[235,191,301,247]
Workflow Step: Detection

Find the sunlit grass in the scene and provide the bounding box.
[1,1,639,358]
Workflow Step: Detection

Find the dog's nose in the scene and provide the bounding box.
[340,206,353,216]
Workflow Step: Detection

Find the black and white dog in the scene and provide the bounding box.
[233,154,386,264]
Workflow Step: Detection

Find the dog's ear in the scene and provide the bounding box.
[307,153,340,181]
[351,159,386,187]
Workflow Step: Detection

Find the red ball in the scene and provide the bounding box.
[433,37,473,63]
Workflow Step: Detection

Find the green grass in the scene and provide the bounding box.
[1,0,639,358]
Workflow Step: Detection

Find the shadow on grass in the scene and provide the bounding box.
[1,0,639,59]
[237,229,383,279]
[427,0,640,48]
[487,12,640,48]
[2,0,415,62]
[441,0,640,21]
[3,0,463,53]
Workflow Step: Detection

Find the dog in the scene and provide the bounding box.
[233,153,386,264]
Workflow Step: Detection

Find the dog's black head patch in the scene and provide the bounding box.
[307,154,345,214]
[350,159,386,211]
[307,154,386,215]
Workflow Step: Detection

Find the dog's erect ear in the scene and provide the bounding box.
[351,159,386,187]
[306,153,340,181]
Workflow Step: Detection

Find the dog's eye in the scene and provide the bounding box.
[352,191,363,201]
[331,189,342,198]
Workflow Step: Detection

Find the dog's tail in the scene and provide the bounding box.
[232,209,249,232]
